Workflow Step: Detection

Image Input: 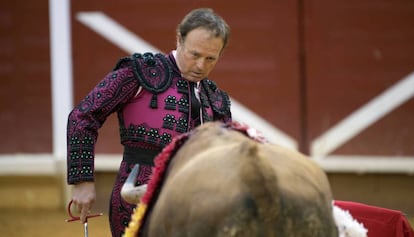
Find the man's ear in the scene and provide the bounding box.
[176,33,184,47]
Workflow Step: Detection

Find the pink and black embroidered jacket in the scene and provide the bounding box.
[67,52,232,184]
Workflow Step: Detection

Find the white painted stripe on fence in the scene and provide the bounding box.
[311,72,414,158]
[0,155,57,175]
[0,154,122,175]
[49,0,73,159]
[315,155,414,174]
[76,12,161,54]
[231,99,297,149]
[2,154,414,175]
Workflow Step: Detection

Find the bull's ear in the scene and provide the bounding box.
[121,164,147,204]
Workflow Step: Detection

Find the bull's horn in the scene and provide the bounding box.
[120,164,148,204]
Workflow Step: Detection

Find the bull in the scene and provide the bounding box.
[121,121,360,237]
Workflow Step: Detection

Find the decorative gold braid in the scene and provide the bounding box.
[123,203,148,237]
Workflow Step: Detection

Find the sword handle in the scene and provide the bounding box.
[65,200,103,222]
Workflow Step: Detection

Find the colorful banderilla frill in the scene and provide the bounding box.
[123,132,190,237]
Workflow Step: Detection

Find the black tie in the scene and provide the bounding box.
[189,82,201,121]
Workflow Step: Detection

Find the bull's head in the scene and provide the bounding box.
[120,164,148,204]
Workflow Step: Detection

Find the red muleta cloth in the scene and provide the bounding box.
[334,200,414,237]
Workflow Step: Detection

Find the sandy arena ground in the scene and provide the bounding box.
[0,209,111,237]
[1,209,413,237]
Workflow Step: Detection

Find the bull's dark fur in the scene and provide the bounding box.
[140,122,338,237]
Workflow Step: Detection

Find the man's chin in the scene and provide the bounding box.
[185,75,204,82]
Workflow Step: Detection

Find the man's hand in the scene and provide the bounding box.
[71,182,96,223]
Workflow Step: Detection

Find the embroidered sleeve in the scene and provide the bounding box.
[202,79,232,123]
[216,89,232,123]
[67,66,139,184]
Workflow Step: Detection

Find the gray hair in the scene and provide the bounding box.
[177,8,231,50]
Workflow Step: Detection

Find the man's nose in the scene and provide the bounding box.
[196,58,206,70]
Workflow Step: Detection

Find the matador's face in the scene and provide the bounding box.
[175,27,224,82]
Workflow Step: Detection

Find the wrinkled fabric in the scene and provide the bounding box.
[109,162,153,237]
[334,200,414,237]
